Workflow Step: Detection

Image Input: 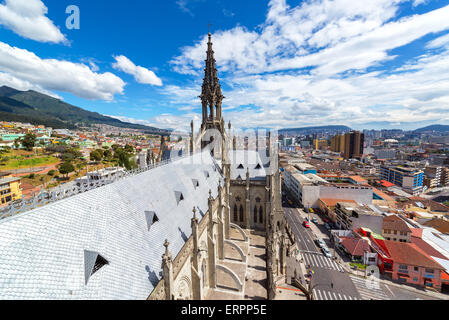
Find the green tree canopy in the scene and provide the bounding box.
[90,149,103,162]
[59,161,75,177]
[124,144,134,153]
[21,133,37,151]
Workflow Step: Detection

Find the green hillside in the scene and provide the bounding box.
[0,86,168,133]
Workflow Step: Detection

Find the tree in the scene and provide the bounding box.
[62,152,75,162]
[124,144,134,154]
[59,162,75,178]
[103,149,112,159]
[66,147,82,159]
[21,133,37,151]
[117,150,130,170]
[13,138,20,150]
[90,150,103,162]
[76,162,86,174]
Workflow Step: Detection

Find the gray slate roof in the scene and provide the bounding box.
[229,150,269,180]
[0,151,222,300]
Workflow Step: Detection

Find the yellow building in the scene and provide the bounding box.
[330,134,345,153]
[0,176,22,205]
[313,139,328,150]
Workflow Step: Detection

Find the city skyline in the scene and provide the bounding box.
[0,0,449,132]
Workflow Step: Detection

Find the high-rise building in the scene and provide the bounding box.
[343,131,364,160]
[424,166,443,188]
[379,165,424,195]
[330,134,345,153]
[313,139,328,150]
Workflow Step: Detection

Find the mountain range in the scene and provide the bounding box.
[279,125,352,135]
[0,86,168,134]
[413,125,449,133]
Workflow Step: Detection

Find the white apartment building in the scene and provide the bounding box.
[283,165,373,209]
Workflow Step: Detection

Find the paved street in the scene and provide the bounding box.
[349,275,390,300]
[283,202,361,300]
[282,193,445,301]
[303,251,345,272]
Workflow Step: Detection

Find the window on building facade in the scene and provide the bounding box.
[234,205,238,221]
[239,205,244,222]
[259,206,263,224]
[425,268,434,274]
[254,206,258,223]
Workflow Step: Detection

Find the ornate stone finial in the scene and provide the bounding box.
[209,189,213,200]
[192,206,197,219]
[164,239,170,256]
[228,121,231,130]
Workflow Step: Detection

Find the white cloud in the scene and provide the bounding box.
[413,0,428,7]
[426,33,449,49]
[112,55,163,87]
[0,71,62,99]
[176,0,205,16]
[0,0,66,43]
[0,41,125,100]
[162,0,449,130]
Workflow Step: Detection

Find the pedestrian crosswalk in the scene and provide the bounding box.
[303,252,345,272]
[349,275,390,300]
[312,289,360,300]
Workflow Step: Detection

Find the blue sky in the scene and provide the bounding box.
[1,0,449,131]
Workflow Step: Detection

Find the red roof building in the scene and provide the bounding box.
[379,180,395,188]
[340,237,371,261]
[380,240,445,290]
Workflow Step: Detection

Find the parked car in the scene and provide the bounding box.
[322,247,332,258]
[303,221,311,228]
[311,217,318,224]
[324,223,331,231]
[315,238,325,248]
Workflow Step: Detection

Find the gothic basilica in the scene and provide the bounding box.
[0,32,294,301]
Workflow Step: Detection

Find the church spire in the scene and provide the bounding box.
[200,29,224,129]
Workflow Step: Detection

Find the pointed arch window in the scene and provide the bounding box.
[239,205,244,222]
[259,206,264,224]
[233,204,238,221]
[254,206,258,223]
